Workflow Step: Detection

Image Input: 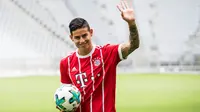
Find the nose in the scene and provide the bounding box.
[79,37,85,43]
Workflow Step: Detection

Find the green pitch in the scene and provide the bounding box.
[0,74,200,112]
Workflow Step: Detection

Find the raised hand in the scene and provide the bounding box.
[117,0,135,25]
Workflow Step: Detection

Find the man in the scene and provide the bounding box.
[59,0,139,112]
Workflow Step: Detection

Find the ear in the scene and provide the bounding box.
[70,35,73,41]
[89,29,93,36]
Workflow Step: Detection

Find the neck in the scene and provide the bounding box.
[78,45,93,56]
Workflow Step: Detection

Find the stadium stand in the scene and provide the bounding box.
[0,0,200,77]
[0,0,74,76]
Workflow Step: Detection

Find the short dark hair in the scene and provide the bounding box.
[69,17,90,34]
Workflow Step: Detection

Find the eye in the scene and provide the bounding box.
[74,36,80,40]
[82,34,88,38]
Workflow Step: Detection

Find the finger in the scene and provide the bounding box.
[56,106,61,111]
[123,0,130,9]
[56,106,66,112]
[117,5,123,12]
[120,1,126,10]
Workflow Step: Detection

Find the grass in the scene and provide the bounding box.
[0,74,200,112]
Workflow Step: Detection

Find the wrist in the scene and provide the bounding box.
[128,20,136,26]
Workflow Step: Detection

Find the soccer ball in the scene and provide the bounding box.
[54,84,81,112]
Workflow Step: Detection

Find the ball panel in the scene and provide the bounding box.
[54,84,81,112]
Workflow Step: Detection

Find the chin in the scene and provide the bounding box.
[78,45,86,49]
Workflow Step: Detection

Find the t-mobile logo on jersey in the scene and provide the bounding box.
[75,73,88,88]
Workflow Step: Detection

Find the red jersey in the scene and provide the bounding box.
[60,44,124,112]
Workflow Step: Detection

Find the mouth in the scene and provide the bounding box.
[79,43,87,47]
[78,40,89,48]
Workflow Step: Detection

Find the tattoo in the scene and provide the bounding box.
[121,21,139,59]
[128,22,139,54]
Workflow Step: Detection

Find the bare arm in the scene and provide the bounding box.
[117,0,140,59]
[121,21,139,59]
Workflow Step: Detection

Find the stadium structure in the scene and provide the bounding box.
[0,0,200,77]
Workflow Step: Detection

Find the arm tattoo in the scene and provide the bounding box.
[128,22,139,54]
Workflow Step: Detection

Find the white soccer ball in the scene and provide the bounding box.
[54,84,81,112]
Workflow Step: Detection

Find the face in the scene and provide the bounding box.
[70,27,93,50]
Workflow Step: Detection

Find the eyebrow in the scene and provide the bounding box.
[74,33,87,38]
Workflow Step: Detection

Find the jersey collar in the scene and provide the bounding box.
[76,45,95,58]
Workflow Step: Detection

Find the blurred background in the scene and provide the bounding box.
[0,0,200,112]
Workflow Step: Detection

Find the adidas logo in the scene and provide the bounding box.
[72,67,77,72]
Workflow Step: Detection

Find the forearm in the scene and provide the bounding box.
[128,21,139,54]
[121,21,139,59]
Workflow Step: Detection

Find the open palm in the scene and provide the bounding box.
[117,0,135,24]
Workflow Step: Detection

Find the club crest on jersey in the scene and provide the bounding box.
[93,58,101,66]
